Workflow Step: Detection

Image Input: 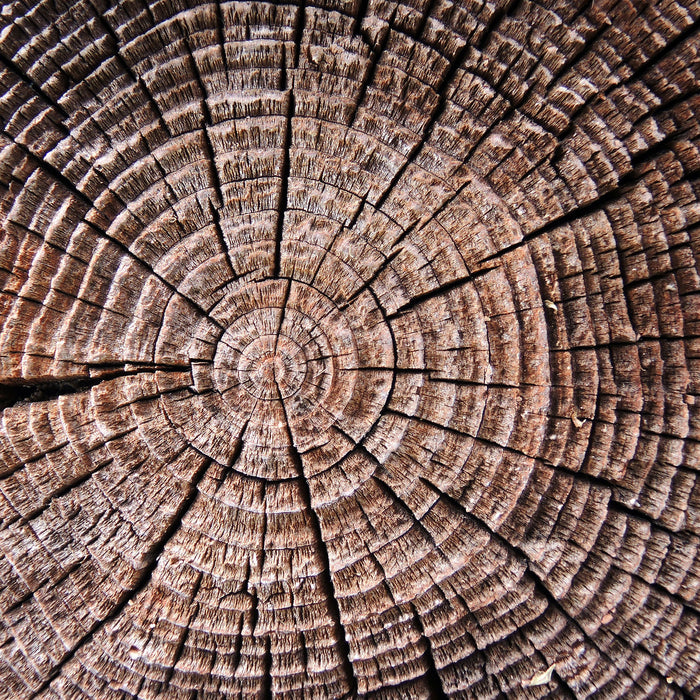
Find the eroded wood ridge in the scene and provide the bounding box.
[0,0,698,698]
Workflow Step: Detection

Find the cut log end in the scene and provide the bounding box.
[0,1,699,698]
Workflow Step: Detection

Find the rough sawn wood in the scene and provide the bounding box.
[0,0,699,698]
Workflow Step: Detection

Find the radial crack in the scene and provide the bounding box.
[27,454,216,697]
[1,132,225,332]
[0,51,70,124]
[408,602,448,700]
[385,265,499,318]
[274,378,358,696]
[418,476,697,700]
[273,90,295,279]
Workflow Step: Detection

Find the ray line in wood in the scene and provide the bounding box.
[275,379,359,697]
[362,0,525,228]
[26,456,216,698]
[461,10,609,164]
[261,634,273,699]
[352,0,370,37]
[329,425,454,572]
[385,408,700,552]
[151,571,203,699]
[85,0,174,143]
[347,6,394,128]
[384,265,499,318]
[273,90,294,279]
[416,477,692,700]
[552,19,700,154]
[292,0,306,73]
[0,367,187,409]
[338,248,403,309]
[408,602,449,700]
[177,20,238,280]
[214,0,229,76]
[0,51,70,125]
[0,132,227,333]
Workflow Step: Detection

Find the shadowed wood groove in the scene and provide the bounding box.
[0,1,699,698]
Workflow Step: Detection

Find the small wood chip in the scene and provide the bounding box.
[524,663,556,687]
[571,414,585,428]
[544,299,557,310]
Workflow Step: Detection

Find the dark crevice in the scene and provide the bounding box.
[142,134,179,206]
[386,265,499,318]
[224,424,247,470]
[465,0,605,160]
[7,457,138,530]
[258,486,269,586]
[309,221,346,287]
[157,571,203,697]
[230,621,244,681]
[275,279,292,348]
[89,1,173,143]
[383,408,700,551]
[345,189,369,232]
[0,441,70,482]
[339,247,402,309]
[408,603,448,700]
[0,363,193,411]
[332,426,453,573]
[292,0,306,70]
[417,476,698,700]
[348,9,393,127]
[0,284,130,318]
[28,457,215,698]
[215,0,230,76]
[628,126,698,169]
[548,333,700,353]
[428,375,550,390]
[370,471,453,572]
[1,374,112,409]
[352,0,370,36]
[412,0,438,41]
[309,188,370,289]
[478,174,638,265]
[261,635,273,700]
[208,199,237,277]
[179,21,236,280]
[3,559,83,616]
[275,384,358,696]
[0,51,70,124]
[88,1,172,140]
[1,130,96,211]
[369,0,523,216]
[546,25,700,177]
[475,0,523,51]
[274,91,295,279]
[0,3,697,699]
[298,630,308,679]
[554,19,700,150]
[1,132,225,332]
[344,366,411,373]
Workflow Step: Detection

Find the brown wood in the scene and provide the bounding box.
[0,0,698,697]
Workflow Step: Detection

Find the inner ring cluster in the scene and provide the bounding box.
[179,278,397,474]
[236,335,305,400]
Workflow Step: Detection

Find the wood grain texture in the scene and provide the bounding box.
[0,0,698,697]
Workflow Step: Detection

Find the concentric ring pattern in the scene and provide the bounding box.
[0,1,699,698]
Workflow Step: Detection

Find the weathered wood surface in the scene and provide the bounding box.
[0,0,698,697]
